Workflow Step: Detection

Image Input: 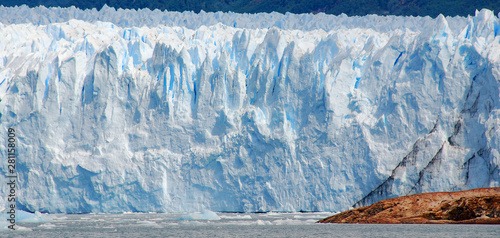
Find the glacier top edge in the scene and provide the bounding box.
[1,5,492,34]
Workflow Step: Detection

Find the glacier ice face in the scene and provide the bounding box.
[0,5,470,33]
[0,7,500,213]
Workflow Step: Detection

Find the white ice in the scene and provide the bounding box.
[0,6,499,214]
[178,210,221,220]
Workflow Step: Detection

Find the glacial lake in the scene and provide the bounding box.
[2,212,500,237]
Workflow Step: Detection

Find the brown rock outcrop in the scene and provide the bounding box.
[318,187,500,224]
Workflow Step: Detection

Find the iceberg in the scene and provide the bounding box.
[179,210,221,220]
[0,6,499,213]
[0,210,51,231]
[0,210,51,223]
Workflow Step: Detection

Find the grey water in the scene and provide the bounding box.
[2,212,500,238]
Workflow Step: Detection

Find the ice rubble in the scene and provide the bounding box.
[0,210,51,231]
[0,210,51,223]
[0,6,499,213]
[178,210,221,220]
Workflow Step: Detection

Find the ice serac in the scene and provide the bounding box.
[0,7,500,213]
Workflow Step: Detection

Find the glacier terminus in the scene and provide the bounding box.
[0,6,500,213]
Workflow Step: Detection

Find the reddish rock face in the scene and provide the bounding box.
[318,188,500,224]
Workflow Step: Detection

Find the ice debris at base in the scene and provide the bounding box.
[0,222,32,232]
[0,210,52,223]
[0,210,51,232]
[219,214,253,219]
[136,220,162,228]
[38,223,56,229]
[0,6,500,213]
[179,210,221,220]
[0,221,9,232]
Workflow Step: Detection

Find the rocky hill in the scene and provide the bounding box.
[319,188,500,224]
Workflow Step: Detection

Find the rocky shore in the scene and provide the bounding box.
[318,188,500,224]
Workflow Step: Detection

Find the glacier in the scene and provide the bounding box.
[0,6,500,213]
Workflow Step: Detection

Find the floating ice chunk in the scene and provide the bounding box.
[219,214,253,220]
[0,220,32,232]
[136,220,162,228]
[178,210,221,220]
[221,219,274,225]
[0,221,10,232]
[38,223,56,229]
[0,210,52,225]
[272,218,313,225]
[293,213,338,219]
[17,211,52,223]
[255,220,272,225]
[14,225,32,231]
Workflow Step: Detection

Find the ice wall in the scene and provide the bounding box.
[0,5,469,33]
[0,6,499,213]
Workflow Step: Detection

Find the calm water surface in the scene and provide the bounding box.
[2,212,499,238]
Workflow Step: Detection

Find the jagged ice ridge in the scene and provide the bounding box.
[0,6,500,213]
